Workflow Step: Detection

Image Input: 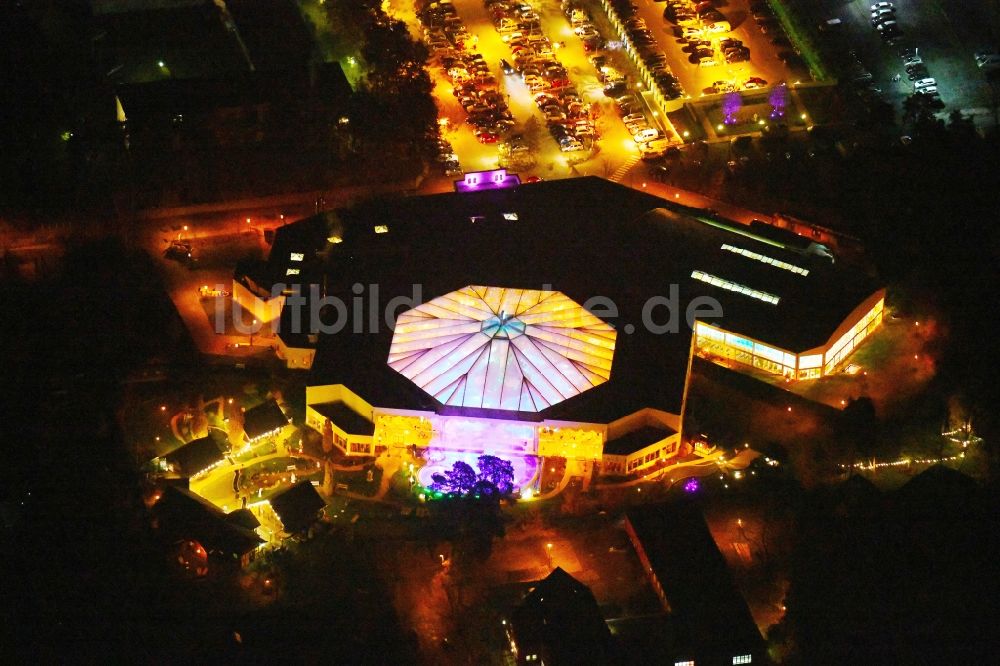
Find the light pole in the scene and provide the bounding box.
[249,318,257,347]
[545,542,553,568]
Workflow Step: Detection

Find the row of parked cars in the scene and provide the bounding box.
[558,1,604,51]
[603,2,687,101]
[419,0,513,172]
[869,1,902,44]
[664,0,742,67]
[494,1,597,152]
[898,47,941,100]
[663,0,730,35]
[612,93,664,145]
[489,0,574,91]
[867,3,941,102]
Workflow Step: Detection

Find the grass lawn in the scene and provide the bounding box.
[329,464,382,497]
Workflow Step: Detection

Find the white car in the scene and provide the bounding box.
[913,77,937,89]
[870,2,894,11]
[633,128,661,142]
[622,113,646,125]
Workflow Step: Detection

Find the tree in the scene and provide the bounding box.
[430,455,516,498]
[840,396,878,460]
[475,455,514,495]
[431,460,478,495]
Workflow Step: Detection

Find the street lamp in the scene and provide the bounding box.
[249,318,257,347]
[545,542,553,568]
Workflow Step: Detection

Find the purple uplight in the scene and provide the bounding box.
[683,477,700,493]
[722,91,742,125]
[768,84,788,120]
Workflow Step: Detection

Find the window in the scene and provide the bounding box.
[721,243,809,275]
[374,225,389,234]
[328,235,343,244]
[470,215,485,224]
[675,661,695,666]
[286,268,300,276]
[733,655,752,664]
[503,212,519,221]
[289,252,304,262]
[691,271,780,305]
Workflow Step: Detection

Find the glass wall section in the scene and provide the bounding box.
[797,353,823,379]
[823,298,884,374]
[694,322,795,376]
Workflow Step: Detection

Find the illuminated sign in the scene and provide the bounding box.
[388,286,616,411]
[454,169,521,192]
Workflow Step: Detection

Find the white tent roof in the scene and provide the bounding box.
[388,286,617,412]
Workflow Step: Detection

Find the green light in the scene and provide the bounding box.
[60,131,73,142]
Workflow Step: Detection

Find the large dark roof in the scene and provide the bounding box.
[892,464,978,519]
[311,401,374,436]
[226,0,311,73]
[256,177,878,422]
[243,399,289,439]
[269,480,326,533]
[97,1,248,84]
[163,435,224,476]
[510,567,614,664]
[151,486,262,557]
[625,501,762,658]
[645,208,881,351]
[604,425,674,456]
[116,71,302,120]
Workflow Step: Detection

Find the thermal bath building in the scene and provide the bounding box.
[246,177,884,485]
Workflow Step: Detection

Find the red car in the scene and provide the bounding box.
[476,131,499,144]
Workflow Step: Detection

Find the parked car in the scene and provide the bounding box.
[633,127,661,142]
[870,9,894,27]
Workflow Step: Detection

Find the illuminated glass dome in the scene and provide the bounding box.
[388,286,617,412]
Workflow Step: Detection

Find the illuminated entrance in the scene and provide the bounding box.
[415,415,540,490]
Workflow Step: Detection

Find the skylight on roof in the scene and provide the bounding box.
[286,268,300,276]
[503,212,519,221]
[721,244,809,275]
[691,270,780,305]
[290,252,304,262]
[374,225,389,234]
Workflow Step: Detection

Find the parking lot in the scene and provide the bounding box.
[606,0,807,101]
[395,0,838,187]
[811,0,999,129]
